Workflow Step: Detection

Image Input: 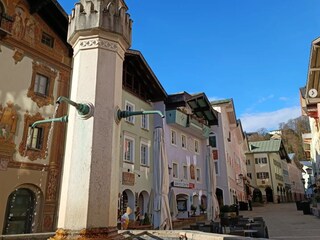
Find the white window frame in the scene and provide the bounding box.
[140,140,149,166]
[141,109,149,130]
[125,101,135,124]
[183,165,188,180]
[181,134,187,149]
[194,139,200,154]
[171,129,177,146]
[123,135,135,163]
[172,162,178,178]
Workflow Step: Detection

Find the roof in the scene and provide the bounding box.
[210,98,233,105]
[249,140,282,153]
[249,139,291,162]
[186,93,218,125]
[124,49,167,101]
[165,92,219,126]
[26,0,72,56]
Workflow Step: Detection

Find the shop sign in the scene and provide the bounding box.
[172,181,195,189]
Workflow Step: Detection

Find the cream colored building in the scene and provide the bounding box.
[211,99,249,206]
[119,50,167,222]
[0,0,71,234]
[246,139,291,203]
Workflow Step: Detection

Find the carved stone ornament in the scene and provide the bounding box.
[46,168,59,201]
[79,39,118,51]
[12,48,24,64]
[18,112,49,161]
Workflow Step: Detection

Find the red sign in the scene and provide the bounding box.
[212,150,218,160]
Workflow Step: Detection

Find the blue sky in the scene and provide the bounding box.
[58,0,320,132]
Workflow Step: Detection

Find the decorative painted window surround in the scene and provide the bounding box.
[19,112,49,160]
[27,62,56,108]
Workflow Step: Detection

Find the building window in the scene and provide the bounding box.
[27,62,56,107]
[214,161,219,175]
[194,139,199,153]
[124,136,134,162]
[141,110,149,130]
[41,32,54,48]
[196,168,201,182]
[255,157,267,164]
[140,142,149,166]
[183,165,188,180]
[171,130,177,145]
[181,134,187,149]
[247,173,252,179]
[173,163,178,178]
[34,74,49,96]
[125,101,135,124]
[256,172,269,179]
[246,159,251,165]
[27,126,43,150]
[209,134,216,148]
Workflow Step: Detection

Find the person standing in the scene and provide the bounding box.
[248,195,253,211]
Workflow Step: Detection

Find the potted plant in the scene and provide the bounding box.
[220,205,230,217]
[199,204,206,214]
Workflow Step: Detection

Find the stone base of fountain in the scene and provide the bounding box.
[48,227,124,240]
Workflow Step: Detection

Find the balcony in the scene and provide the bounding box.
[166,110,188,128]
[0,13,13,38]
[166,110,210,138]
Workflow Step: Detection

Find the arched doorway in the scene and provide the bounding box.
[121,190,135,220]
[3,188,36,234]
[137,191,149,219]
[176,194,188,218]
[265,187,273,202]
[253,188,263,203]
[200,195,207,213]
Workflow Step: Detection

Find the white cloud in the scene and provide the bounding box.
[279,96,289,101]
[258,94,274,103]
[240,106,302,132]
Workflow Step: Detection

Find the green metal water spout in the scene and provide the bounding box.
[31,115,69,128]
[117,110,165,121]
[56,96,94,119]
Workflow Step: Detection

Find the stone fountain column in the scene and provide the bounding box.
[50,0,132,239]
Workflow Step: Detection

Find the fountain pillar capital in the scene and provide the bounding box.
[67,0,132,50]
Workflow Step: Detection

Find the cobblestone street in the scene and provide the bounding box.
[240,203,320,240]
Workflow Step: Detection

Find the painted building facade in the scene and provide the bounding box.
[300,37,320,202]
[119,50,167,222]
[246,139,291,203]
[154,92,218,219]
[0,0,71,234]
[211,99,249,206]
